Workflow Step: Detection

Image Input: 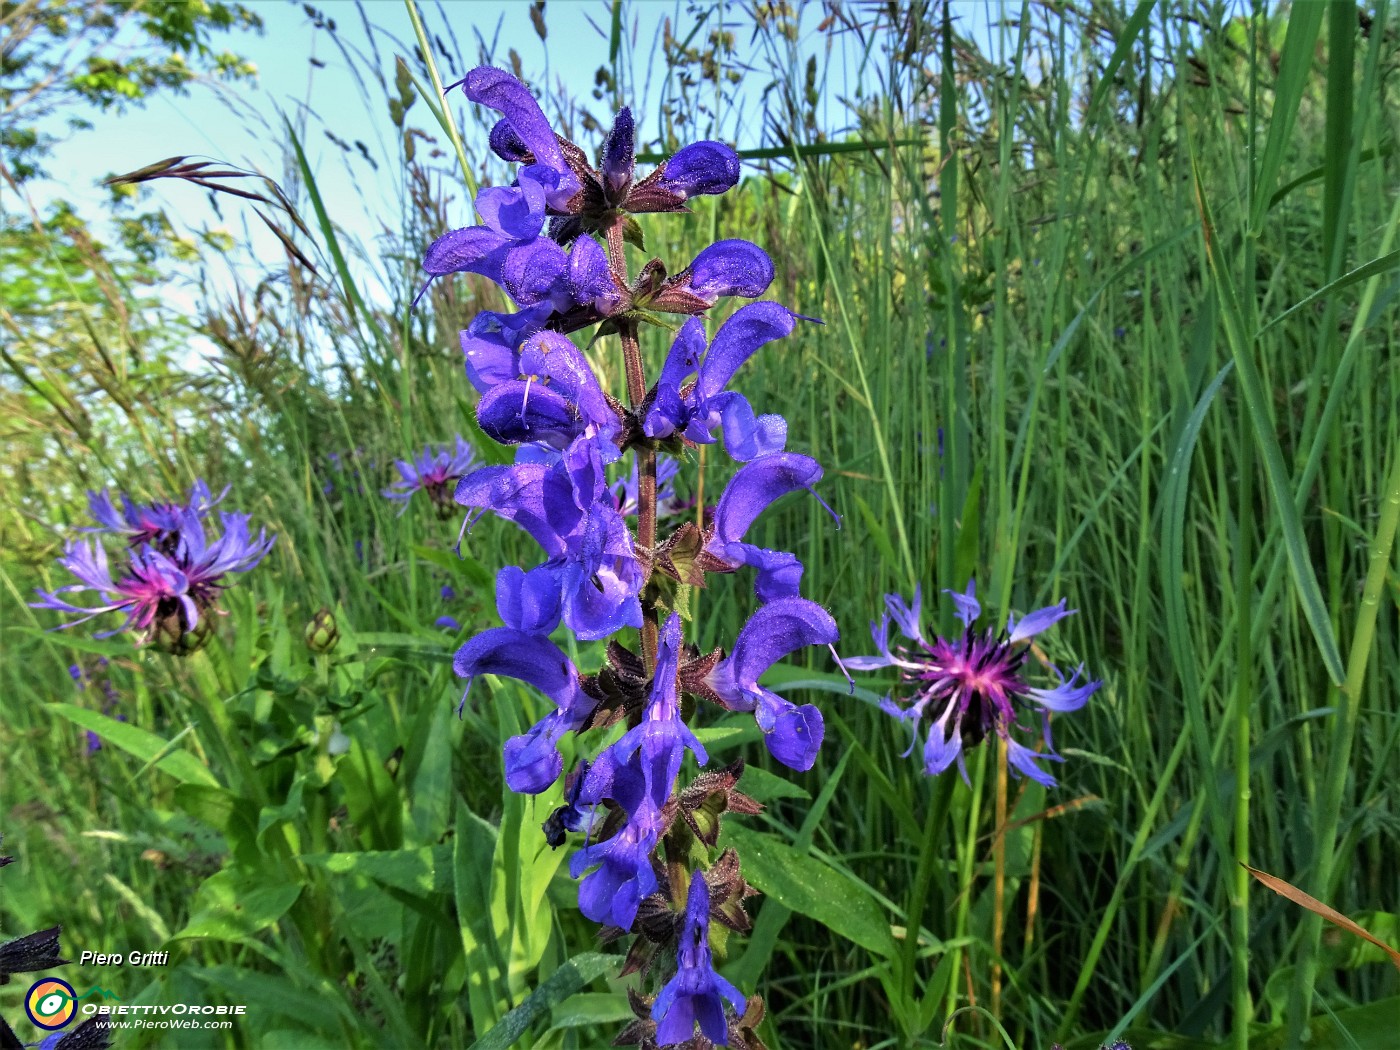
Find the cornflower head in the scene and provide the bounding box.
[33,507,275,655]
[849,580,1100,787]
[613,453,687,519]
[432,66,839,1048]
[383,436,478,518]
[85,479,225,553]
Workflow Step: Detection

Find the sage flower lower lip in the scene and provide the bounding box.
[849,580,1101,786]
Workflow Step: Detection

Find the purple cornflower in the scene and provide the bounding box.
[86,479,225,552]
[651,874,746,1046]
[612,454,687,519]
[33,509,275,654]
[848,580,1100,786]
[383,437,478,518]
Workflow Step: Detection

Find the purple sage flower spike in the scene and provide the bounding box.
[703,597,837,771]
[651,874,746,1045]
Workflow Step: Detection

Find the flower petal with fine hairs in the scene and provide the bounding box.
[453,627,583,712]
[474,178,547,240]
[599,106,635,200]
[686,239,774,304]
[495,564,562,634]
[500,238,569,308]
[488,117,530,162]
[696,300,796,400]
[463,67,579,207]
[477,381,581,451]
[710,453,823,546]
[656,140,740,199]
[422,225,509,280]
[568,235,624,314]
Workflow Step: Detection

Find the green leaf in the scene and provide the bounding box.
[469,953,620,1050]
[1248,2,1326,232]
[411,543,494,590]
[1257,248,1400,337]
[1194,162,1346,685]
[721,823,897,959]
[170,867,302,945]
[621,216,646,252]
[300,845,453,897]
[549,991,633,1029]
[47,703,219,787]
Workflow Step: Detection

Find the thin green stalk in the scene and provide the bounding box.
[403,0,476,194]
[1285,439,1400,1043]
[899,773,957,1039]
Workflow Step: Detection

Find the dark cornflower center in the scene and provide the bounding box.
[906,629,1034,749]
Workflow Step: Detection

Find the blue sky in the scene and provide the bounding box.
[24,0,999,308]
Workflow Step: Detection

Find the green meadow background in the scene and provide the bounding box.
[2,1,1397,1048]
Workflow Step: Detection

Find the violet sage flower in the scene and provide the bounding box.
[651,874,747,1046]
[848,580,1100,786]
[432,64,839,1050]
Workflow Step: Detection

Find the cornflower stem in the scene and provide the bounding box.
[990,740,1008,1020]
[900,772,957,1028]
[185,648,264,805]
[605,214,659,672]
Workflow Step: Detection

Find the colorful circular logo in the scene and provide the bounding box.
[25,977,77,1031]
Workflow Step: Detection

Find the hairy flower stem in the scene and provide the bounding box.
[607,215,659,672]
